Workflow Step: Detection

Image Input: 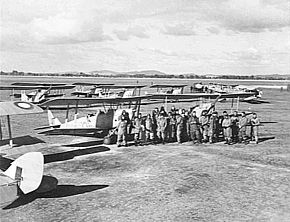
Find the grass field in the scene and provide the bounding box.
[0,76,290,221]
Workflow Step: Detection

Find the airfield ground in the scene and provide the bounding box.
[0,77,290,221]
[1,134,290,222]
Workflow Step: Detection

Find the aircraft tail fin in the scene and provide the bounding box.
[48,109,61,126]
[3,152,44,194]
[20,92,29,102]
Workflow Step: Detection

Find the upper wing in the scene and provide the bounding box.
[40,95,152,107]
[72,82,114,86]
[0,101,43,116]
[95,85,146,89]
[11,82,67,86]
[0,85,75,90]
[149,84,187,88]
[149,92,256,100]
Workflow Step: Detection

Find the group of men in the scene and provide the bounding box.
[116,106,260,147]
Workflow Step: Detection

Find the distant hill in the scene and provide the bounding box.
[1,70,289,80]
[89,70,167,76]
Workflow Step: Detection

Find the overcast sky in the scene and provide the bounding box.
[1,0,290,74]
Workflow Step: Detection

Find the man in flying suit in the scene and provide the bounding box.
[188,111,201,144]
[199,110,209,143]
[117,111,129,147]
[222,112,232,145]
[239,112,248,143]
[132,113,143,146]
[231,111,239,143]
[176,109,186,143]
[145,113,153,143]
[168,112,177,142]
[157,111,168,144]
[250,113,260,144]
[208,111,219,143]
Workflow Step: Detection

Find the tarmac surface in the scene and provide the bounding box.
[1,135,290,222]
[0,77,290,221]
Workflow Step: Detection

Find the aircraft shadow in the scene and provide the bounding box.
[4,183,108,209]
[244,100,270,104]
[64,140,104,147]
[0,135,45,147]
[44,146,110,164]
[0,155,13,170]
[258,136,275,143]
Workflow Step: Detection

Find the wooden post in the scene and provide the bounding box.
[0,117,2,141]
[7,115,13,148]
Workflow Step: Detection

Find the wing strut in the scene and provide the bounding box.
[74,100,79,120]
[237,97,240,111]
[65,104,70,124]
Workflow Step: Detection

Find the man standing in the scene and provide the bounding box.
[250,113,260,144]
[222,112,232,145]
[239,112,248,143]
[168,112,177,142]
[152,110,158,143]
[157,111,168,144]
[208,111,219,143]
[117,111,129,147]
[231,111,239,143]
[188,111,201,144]
[132,113,143,146]
[176,109,186,143]
[145,113,153,143]
[199,110,209,143]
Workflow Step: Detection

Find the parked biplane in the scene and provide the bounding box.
[147,83,261,104]
[0,101,43,147]
[0,152,44,208]
[37,95,151,136]
[71,82,114,97]
[71,84,146,99]
[191,82,266,103]
[149,84,187,95]
[0,82,75,104]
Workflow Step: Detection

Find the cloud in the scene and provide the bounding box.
[30,12,111,44]
[207,27,220,35]
[225,48,269,67]
[204,0,290,33]
[163,23,196,36]
[114,26,149,41]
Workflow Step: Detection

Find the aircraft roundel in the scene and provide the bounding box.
[14,101,33,110]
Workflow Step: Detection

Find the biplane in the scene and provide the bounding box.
[71,84,146,99]
[71,82,114,97]
[0,82,75,104]
[0,152,44,208]
[0,101,44,147]
[149,84,187,95]
[37,95,151,136]
[192,82,265,103]
[148,83,260,103]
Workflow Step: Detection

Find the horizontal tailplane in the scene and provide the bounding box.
[3,152,44,194]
